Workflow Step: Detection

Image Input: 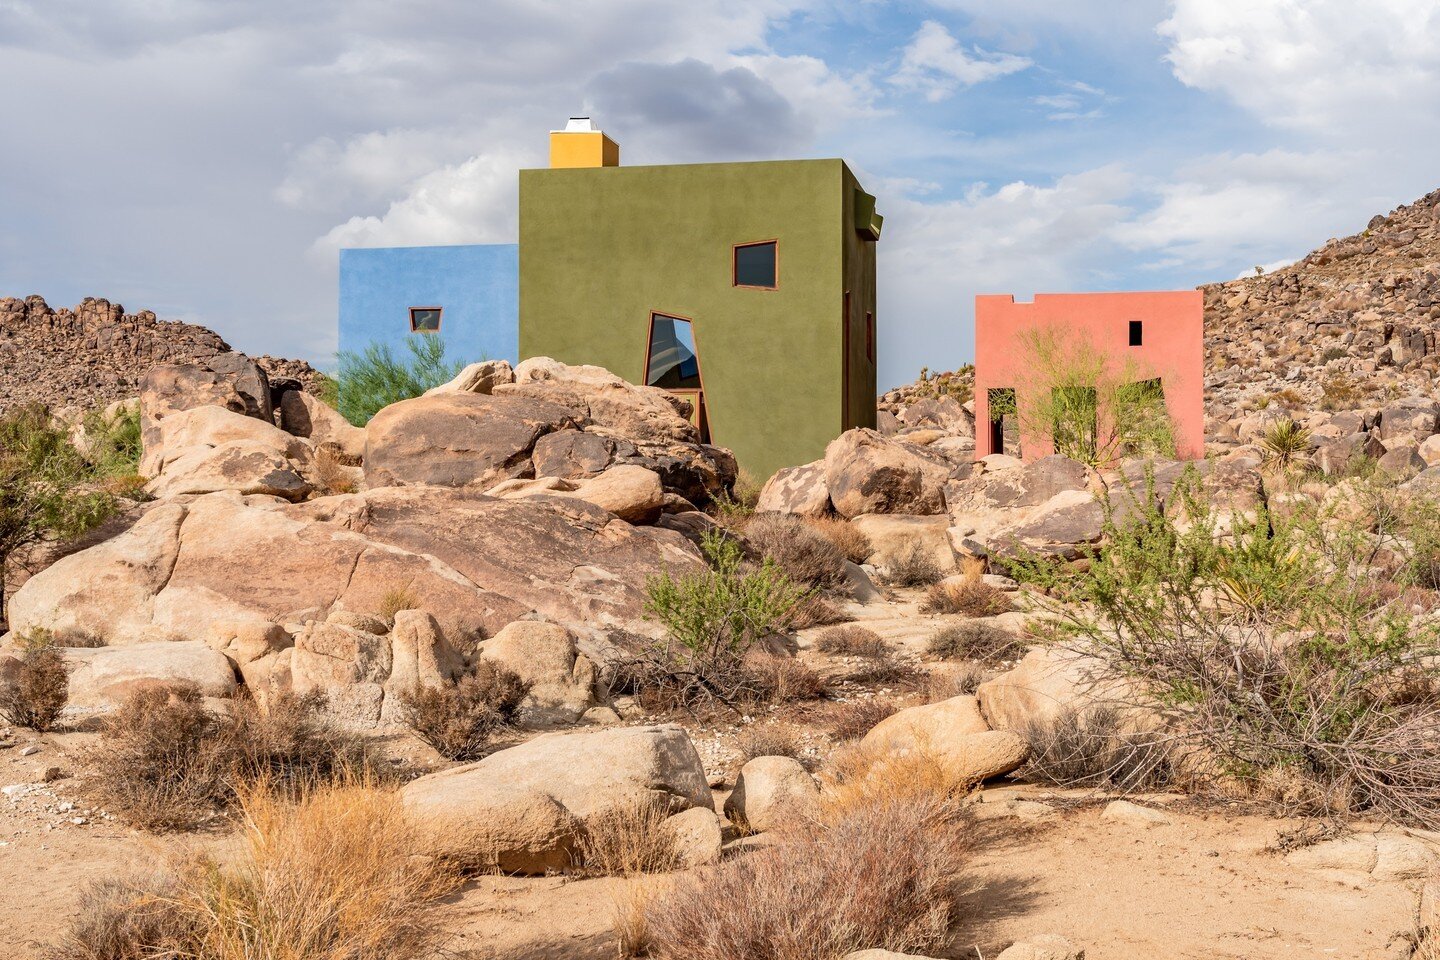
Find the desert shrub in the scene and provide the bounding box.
[397,663,531,761]
[643,796,969,960]
[825,699,900,742]
[1320,374,1363,411]
[814,624,887,659]
[1009,470,1440,827]
[804,516,873,565]
[736,724,806,763]
[89,687,367,832]
[787,593,844,629]
[713,468,763,524]
[927,621,1021,663]
[743,513,848,591]
[637,531,810,710]
[746,654,829,705]
[0,630,68,731]
[1259,418,1312,471]
[1321,346,1348,363]
[577,800,682,877]
[882,541,943,587]
[376,583,420,622]
[336,336,469,426]
[924,662,989,698]
[0,405,123,621]
[313,442,359,495]
[920,575,1013,618]
[1020,705,1175,791]
[79,404,143,480]
[52,780,454,960]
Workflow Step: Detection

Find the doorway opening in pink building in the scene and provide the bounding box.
[986,387,1018,457]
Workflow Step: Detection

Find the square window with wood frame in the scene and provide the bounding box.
[410,307,442,333]
[733,240,778,289]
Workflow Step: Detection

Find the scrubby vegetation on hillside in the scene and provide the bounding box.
[1011,469,1440,827]
[335,336,470,426]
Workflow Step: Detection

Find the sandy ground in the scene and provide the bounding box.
[0,590,1424,959]
[3,728,1419,960]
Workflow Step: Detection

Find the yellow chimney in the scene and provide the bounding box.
[549,117,620,169]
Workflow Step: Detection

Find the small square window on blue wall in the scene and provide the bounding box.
[339,243,520,368]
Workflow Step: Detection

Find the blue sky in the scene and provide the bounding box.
[3,0,1438,389]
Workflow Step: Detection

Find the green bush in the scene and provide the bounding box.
[335,336,469,426]
[1009,469,1440,827]
[80,404,143,479]
[0,405,124,621]
[637,531,810,709]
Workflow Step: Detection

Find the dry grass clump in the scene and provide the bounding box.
[642,794,970,960]
[744,513,848,591]
[926,621,1021,663]
[312,441,360,495]
[0,631,68,732]
[396,662,531,761]
[736,724,806,763]
[51,779,454,960]
[376,584,420,622]
[1020,705,1176,792]
[921,573,1013,618]
[814,625,888,659]
[787,592,845,629]
[88,687,367,832]
[825,698,900,742]
[923,662,989,699]
[746,654,829,705]
[803,516,873,565]
[577,800,683,877]
[882,542,943,587]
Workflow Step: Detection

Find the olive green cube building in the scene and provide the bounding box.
[519,157,881,481]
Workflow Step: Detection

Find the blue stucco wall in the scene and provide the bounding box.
[338,244,519,371]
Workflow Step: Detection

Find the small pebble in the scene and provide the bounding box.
[18,746,39,757]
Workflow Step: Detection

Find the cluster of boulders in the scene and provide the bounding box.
[1207,188,1440,450]
[758,428,1265,569]
[0,295,324,415]
[1,352,743,726]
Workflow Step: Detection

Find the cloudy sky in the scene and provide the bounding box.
[3,1,1438,389]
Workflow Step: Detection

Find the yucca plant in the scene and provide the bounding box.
[1259,418,1312,471]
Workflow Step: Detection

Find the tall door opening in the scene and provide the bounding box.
[646,312,710,442]
[987,387,1017,456]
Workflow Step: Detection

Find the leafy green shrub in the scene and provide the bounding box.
[0,630,68,731]
[0,405,122,620]
[79,404,143,479]
[637,531,810,710]
[397,663,531,761]
[335,336,469,426]
[1009,471,1440,826]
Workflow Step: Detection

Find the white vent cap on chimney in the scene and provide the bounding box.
[560,116,598,133]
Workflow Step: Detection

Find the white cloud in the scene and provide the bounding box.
[890,20,1031,101]
[313,150,530,254]
[1160,0,1440,132]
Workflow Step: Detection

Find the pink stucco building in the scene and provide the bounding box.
[973,291,1204,463]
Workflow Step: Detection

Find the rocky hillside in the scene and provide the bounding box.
[0,295,325,413]
[1204,188,1440,430]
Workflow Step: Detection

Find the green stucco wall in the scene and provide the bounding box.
[519,158,877,482]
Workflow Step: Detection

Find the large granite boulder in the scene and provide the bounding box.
[479,620,598,725]
[363,392,579,489]
[139,353,272,453]
[278,390,366,462]
[824,429,952,518]
[496,357,698,443]
[141,404,315,501]
[61,641,238,710]
[756,460,831,517]
[5,487,704,649]
[400,724,711,873]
